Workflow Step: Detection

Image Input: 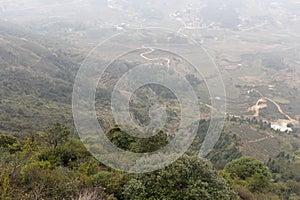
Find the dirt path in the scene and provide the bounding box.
[264,97,296,122]
[140,48,172,71]
[249,89,298,124]
[248,98,267,117]
[247,132,274,144]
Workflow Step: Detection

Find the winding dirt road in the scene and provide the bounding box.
[140,48,171,69]
[249,89,298,124]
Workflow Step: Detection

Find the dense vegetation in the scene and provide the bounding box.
[1,122,300,199]
[0,123,239,200]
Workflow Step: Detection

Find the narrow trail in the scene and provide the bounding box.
[140,48,171,69]
[247,133,274,144]
[249,89,298,124]
[264,97,295,122]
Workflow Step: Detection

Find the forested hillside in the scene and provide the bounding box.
[0,25,80,134]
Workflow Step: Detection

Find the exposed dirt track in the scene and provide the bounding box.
[249,89,298,124]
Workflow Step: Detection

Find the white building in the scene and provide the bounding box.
[271,121,292,133]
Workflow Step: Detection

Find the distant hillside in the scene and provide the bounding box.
[0,23,81,135]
